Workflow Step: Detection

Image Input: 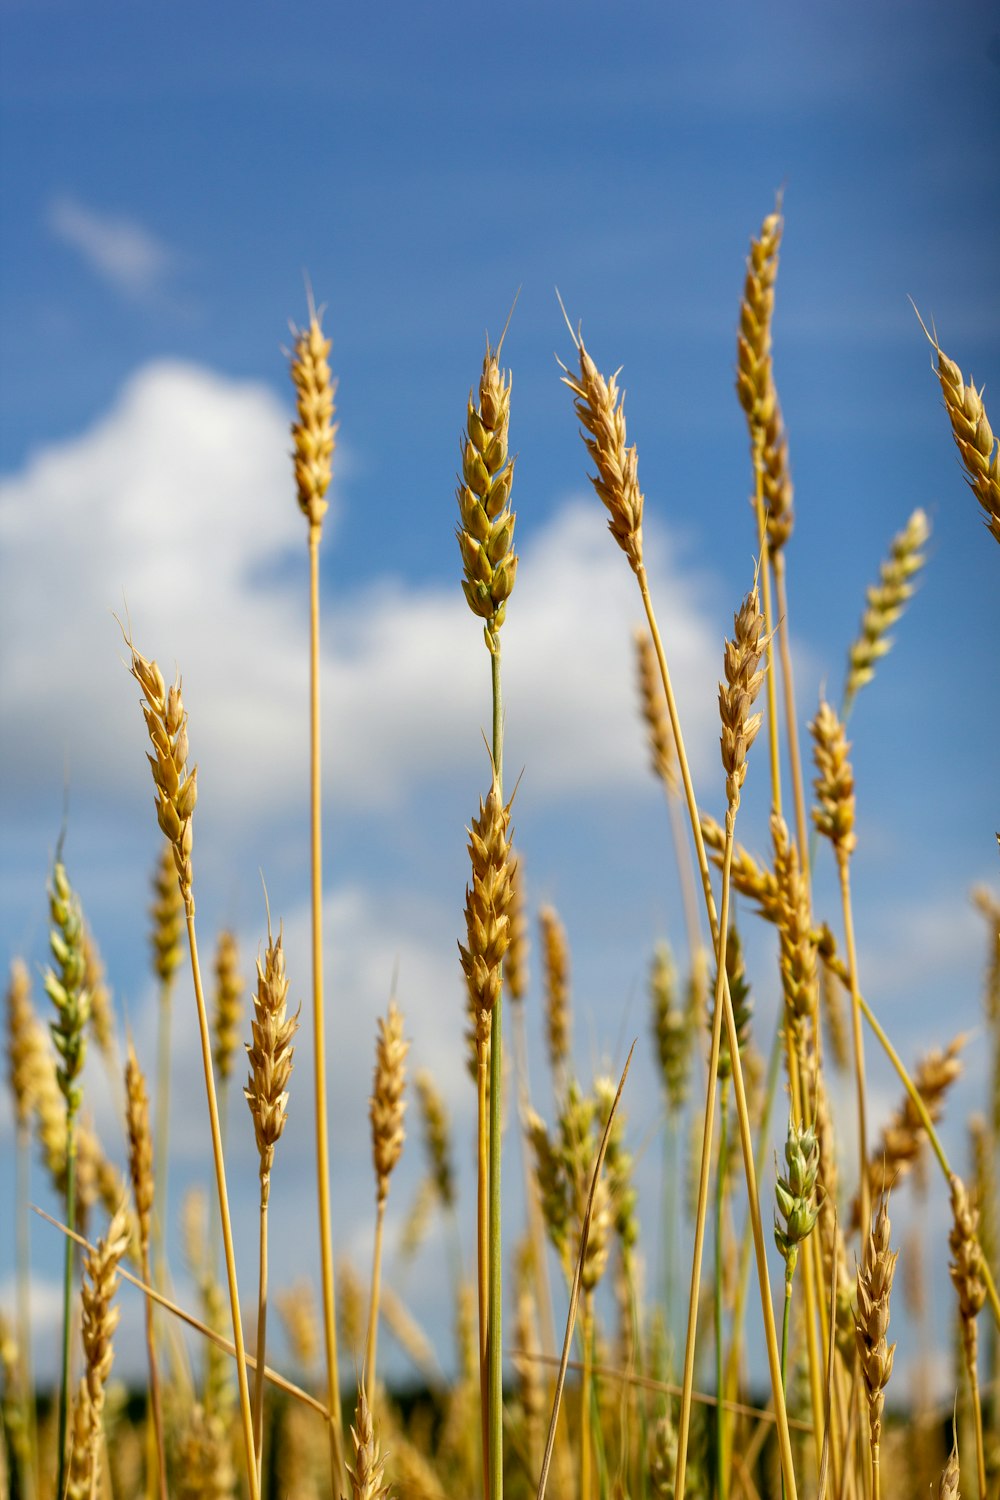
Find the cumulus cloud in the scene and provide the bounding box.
[47,194,178,300]
[0,358,722,830]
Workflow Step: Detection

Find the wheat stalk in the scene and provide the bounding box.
[121,629,260,1500]
[290,300,346,1491]
[560,319,799,1500]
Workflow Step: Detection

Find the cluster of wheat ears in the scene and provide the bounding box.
[2,200,999,1500]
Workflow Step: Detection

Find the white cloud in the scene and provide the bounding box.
[0,358,723,831]
[47,194,178,300]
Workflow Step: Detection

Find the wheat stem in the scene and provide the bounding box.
[364,1199,386,1413]
[307,529,345,1490]
[488,640,505,1500]
[477,1042,490,1500]
[715,1079,730,1500]
[838,859,870,1241]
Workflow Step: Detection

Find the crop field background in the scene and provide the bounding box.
[0,3,998,1497]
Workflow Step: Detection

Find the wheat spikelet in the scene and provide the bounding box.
[45,858,90,1113]
[650,941,691,1114]
[736,202,782,432]
[414,1069,455,1211]
[456,336,518,653]
[337,1258,365,1360]
[843,508,931,708]
[771,815,817,1041]
[347,1382,391,1500]
[370,1000,408,1205]
[150,840,185,984]
[124,637,198,905]
[862,1035,966,1209]
[290,309,337,536]
[276,1279,320,1375]
[124,1041,154,1255]
[774,1118,820,1275]
[939,1441,961,1498]
[64,1379,94,1500]
[855,1194,898,1470]
[213,931,244,1086]
[244,923,298,1190]
[458,767,514,1063]
[67,1199,131,1495]
[760,397,795,554]
[6,959,42,1127]
[716,925,753,1079]
[81,926,116,1070]
[634,626,679,794]
[175,1403,236,1500]
[949,1172,987,1366]
[506,857,529,1003]
[539,903,570,1079]
[560,328,644,573]
[648,1410,679,1497]
[810,699,857,860]
[927,334,1000,545]
[525,1108,571,1269]
[719,573,767,810]
[972,885,1000,1025]
[595,1074,638,1268]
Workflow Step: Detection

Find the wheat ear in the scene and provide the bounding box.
[842,508,931,714]
[949,1173,988,1498]
[538,904,570,1086]
[65,1199,131,1500]
[366,998,409,1406]
[290,301,346,1491]
[124,1042,167,1500]
[346,1382,391,1500]
[856,1194,897,1500]
[918,317,1000,546]
[244,913,299,1483]
[4,960,40,1500]
[122,631,260,1500]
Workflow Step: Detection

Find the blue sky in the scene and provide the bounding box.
[1,0,998,1393]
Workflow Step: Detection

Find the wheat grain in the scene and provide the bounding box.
[650,941,691,1115]
[276,1280,320,1375]
[810,700,856,860]
[244,924,298,1187]
[414,1070,455,1211]
[635,626,679,795]
[459,768,514,1062]
[736,202,782,435]
[347,1383,391,1500]
[856,1194,897,1498]
[539,904,570,1080]
[370,1000,408,1205]
[719,574,767,811]
[926,334,1000,545]
[506,858,529,1004]
[5,960,42,1127]
[213,931,244,1087]
[861,1035,965,1210]
[150,840,185,984]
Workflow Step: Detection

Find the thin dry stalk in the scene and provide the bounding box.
[859,1036,966,1216]
[535,1043,635,1500]
[458,765,514,1494]
[855,1195,897,1500]
[290,302,346,1490]
[122,630,260,1500]
[949,1173,987,1498]
[124,1042,167,1500]
[366,999,409,1405]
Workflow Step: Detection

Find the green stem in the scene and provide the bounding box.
[488,640,504,1500]
[715,1081,730,1500]
[55,1107,78,1500]
[780,1268,793,1500]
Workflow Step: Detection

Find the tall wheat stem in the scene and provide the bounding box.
[773,557,808,873]
[752,449,782,817]
[364,1199,386,1411]
[488,642,505,1500]
[635,571,797,1500]
[580,1292,594,1500]
[55,1104,78,1498]
[308,528,346,1488]
[185,911,260,1500]
[675,822,737,1497]
[477,1043,491,1499]
[715,1078,730,1500]
[252,1183,269,1488]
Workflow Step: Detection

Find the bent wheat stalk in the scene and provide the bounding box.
[560,317,798,1500]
